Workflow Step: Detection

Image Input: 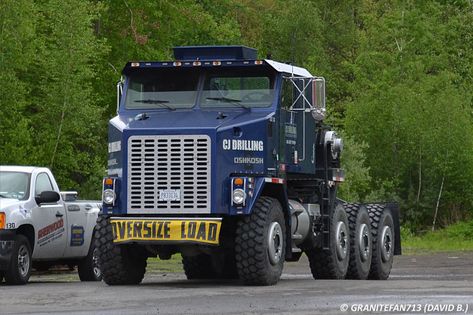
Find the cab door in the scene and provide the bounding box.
[31,172,68,259]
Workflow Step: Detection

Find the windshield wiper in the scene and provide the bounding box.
[134,99,175,110]
[0,194,8,198]
[206,97,249,109]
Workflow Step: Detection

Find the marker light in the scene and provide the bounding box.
[103,189,116,205]
[173,61,182,66]
[234,178,244,186]
[105,178,114,185]
[0,212,5,229]
[232,189,246,205]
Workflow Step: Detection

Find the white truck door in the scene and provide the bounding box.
[31,172,68,259]
[62,202,95,258]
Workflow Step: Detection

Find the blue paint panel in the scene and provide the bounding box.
[70,225,84,247]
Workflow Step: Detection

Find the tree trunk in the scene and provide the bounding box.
[432,176,445,232]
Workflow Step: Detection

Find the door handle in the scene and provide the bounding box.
[56,211,64,218]
[85,205,92,211]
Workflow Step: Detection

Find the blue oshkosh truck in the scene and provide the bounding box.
[96,46,401,285]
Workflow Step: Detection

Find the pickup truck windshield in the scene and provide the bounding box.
[0,171,30,200]
[125,68,200,110]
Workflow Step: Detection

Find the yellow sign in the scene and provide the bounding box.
[110,219,221,245]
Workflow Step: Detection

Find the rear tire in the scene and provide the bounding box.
[306,203,350,279]
[95,216,147,285]
[235,196,285,286]
[5,235,32,285]
[367,204,394,280]
[345,204,372,279]
[78,236,102,282]
[182,254,214,279]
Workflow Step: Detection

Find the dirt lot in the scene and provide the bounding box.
[0,252,472,315]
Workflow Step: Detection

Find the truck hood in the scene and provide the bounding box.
[0,198,23,211]
[115,110,273,132]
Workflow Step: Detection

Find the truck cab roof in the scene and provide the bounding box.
[122,45,312,78]
[0,166,48,174]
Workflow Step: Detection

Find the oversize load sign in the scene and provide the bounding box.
[111,219,221,245]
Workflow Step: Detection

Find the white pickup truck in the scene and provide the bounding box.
[0,166,101,285]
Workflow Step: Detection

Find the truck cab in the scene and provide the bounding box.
[98,46,400,286]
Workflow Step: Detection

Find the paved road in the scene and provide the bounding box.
[1,252,472,315]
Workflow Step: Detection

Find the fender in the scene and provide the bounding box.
[231,177,293,259]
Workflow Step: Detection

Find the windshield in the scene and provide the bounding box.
[0,171,30,200]
[201,72,274,109]
[125,68,200,109]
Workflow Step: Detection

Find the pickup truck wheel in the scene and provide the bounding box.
[78,237,102,281]
[345,204,372,279]
[306,203,350,279]
[5,235,32,285]
[235,196,285,286]
[367,204,394,280]
[95,216,147,285]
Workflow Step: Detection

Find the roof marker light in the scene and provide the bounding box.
[131,62,140,67]
[173,61,182,66]
[193,61,201,66]
[212,61,221,66]
[255,60,263,65]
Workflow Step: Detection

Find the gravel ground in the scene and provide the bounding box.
[0,252,472,315]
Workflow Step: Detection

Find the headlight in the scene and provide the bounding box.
[232,189,246,205]
[103,189,116,205]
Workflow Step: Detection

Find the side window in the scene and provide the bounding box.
[35,173,54,196]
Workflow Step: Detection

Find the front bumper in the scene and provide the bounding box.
[0,230,16,270]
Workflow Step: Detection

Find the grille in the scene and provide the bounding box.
[127,135,211,214]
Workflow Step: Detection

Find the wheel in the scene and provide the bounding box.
[367,204,395,280]
[78,236,102,281]
[345,204,372,279]
[182,254,215,279]
[5,235,32,285]
[306,203,350,279]
[182,252,238,280]
[235,196,286,286]
[95,216,147,285]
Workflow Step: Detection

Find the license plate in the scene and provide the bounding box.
[110,218,221,245]
[158,189,181,201]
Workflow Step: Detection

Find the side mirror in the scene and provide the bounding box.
[116,78,124,113]
[311,77,326,121]
[35,191,60,205]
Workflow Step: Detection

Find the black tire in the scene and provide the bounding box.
[345,204,372,279]
[95,216,147,285]
[182,254,215,279]
[5,235,32,285]
[182,252,238,280]
[307,203,350,279]
[78,236,102,282]
[367,204,395,280]
[235,196,286,286]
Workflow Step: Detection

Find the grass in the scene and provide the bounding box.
[401,220,473,255]
[146,254,183,273]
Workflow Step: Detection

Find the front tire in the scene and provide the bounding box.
[78,236,102,282]
[307,203,350,279]
[235,196,286,286]
[5,235,32,285]
[367,204,395,280]
[95,216,147,285]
